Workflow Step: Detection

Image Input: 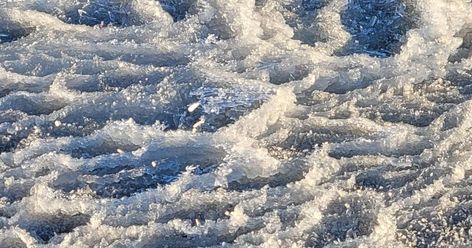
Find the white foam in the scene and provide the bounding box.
[1,0,472,247]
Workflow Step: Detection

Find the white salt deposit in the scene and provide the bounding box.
[1,0,472,247]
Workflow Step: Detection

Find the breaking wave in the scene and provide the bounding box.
[1,0,472,247]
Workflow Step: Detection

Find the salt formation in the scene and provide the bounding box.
[1,0,472,247]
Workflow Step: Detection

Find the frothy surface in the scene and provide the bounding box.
[1,0,472,247]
